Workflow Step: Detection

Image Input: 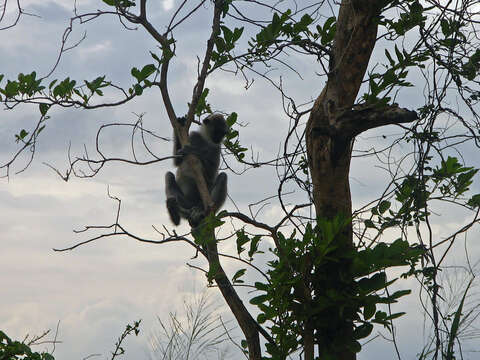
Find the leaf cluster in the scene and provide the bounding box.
[363,45,428,105]
[110,320,141,358]
[211,25,244,69]
[246,10,319,63]
[0,330,54,360]
[223,112,248,162]
[366,156,479,231]
[383,1,426,36]
[102,0,135,8]
[130,63,156,96]
[245,216,423,358]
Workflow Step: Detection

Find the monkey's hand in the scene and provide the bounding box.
[177,144,198,157]
[188,206,205,228]
[177,116,187,126]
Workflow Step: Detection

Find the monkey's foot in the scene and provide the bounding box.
[166,198,181,225]
[188,207,205,228]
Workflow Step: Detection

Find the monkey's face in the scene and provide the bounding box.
[211,124,228,143]
[204,114,228,144]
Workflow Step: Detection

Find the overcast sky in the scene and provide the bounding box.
[1,1,480,359]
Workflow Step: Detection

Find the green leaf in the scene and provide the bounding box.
[39,103,50,116]
[254,281,268,291]
[103,0,116,5]
[134,84,143,95]
[358,272,387,294]
[192,214,225,246]
[321,16,336,45]
[48,79,58,89]
[236,230,249,255]
[250,294,268,305]
[440,19,450,37]
[215,38,226,52]
[248,235,261,259]
[131,67,141,81]
[194,88,210,115]
[19,129,28,139]
[226,112,238,127]
[389,289,411,300]
[364,219,376,229]
[468,194,480,208]
[394,45,404,63]
[447,279,473,360]
[323,16,336,31]
[364,303,376,320]
[353,323,373,340]
[221,25,233,43]
[384,312,406,321]
[150,51,161,63]
[232,268,246,283]
[233,27,244,42]
[374,310,387,320]
[385,49,395,66]
[257,313,267,324]
[378,200,391,214]
[456,169,477,195]
[140,64,156,79]
[5,80,19,97]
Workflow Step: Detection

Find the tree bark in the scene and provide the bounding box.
[305,1,397,359]
[307,0,382,219]
[204,239,263,360]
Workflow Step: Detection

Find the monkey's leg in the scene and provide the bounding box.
[188,173,227,228]
[165,171,183,225]
[211,172,228,211]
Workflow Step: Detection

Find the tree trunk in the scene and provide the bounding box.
[305,1,384,359]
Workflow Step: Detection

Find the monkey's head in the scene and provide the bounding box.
[203,113,228,144]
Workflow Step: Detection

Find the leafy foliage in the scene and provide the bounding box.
[249,216,424,358]
[0,62,159,109]
[110,320,141,358]
[212,25,244,69]
[0,331,54,360]
[384,0,426,36]
[367,156,479,231]
[102,0,136,8]
[223,113,248,162]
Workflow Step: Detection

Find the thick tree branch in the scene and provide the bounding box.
[152,1,264,358]
[328,0,384,111]
[312,105,419,139]
[304,2,389,360]
[185,0,223,125]
[338,105,418,137]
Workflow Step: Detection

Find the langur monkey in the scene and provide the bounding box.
[165,114,228,227]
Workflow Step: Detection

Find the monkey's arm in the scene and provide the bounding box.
[173,117,187,166]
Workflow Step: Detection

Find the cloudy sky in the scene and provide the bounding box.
[1,1,480,359]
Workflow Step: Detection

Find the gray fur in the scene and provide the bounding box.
[165,114,228,227]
